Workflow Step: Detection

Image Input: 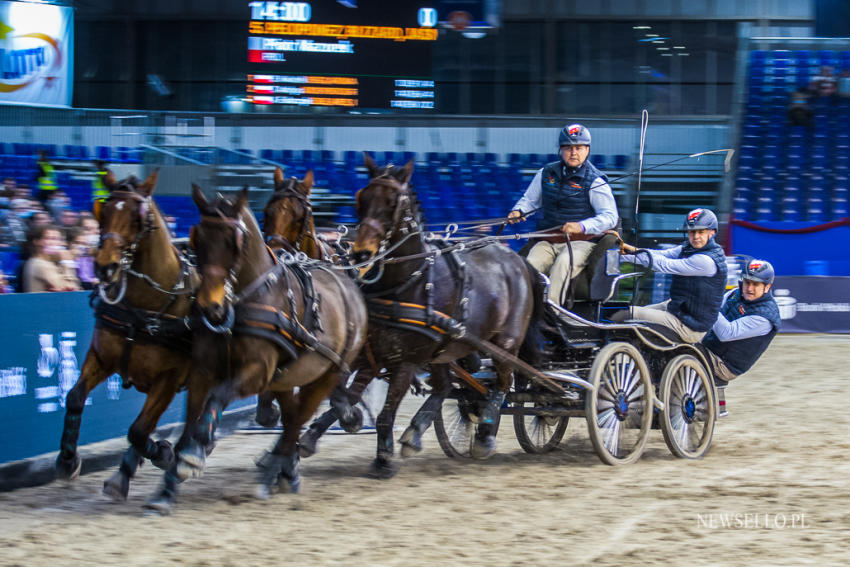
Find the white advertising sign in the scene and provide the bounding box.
[0,1,73,107]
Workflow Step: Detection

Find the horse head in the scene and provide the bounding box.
[263,167,314,253]
[190,185,251,330]
[94,169,158,284]
[352,153,415,266]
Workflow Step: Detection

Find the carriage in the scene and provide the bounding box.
[430,236,728,465]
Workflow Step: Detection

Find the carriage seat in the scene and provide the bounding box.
[624,320,688,344]
[570,233,622,302]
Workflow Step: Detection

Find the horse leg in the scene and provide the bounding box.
[299,368,376,458]
[55,348,109,480]
[370,363,415,479]
[399,364,452,458]
[103,377,179,501]
[258,374,338,498]
[471,358,512,460]
[144,369,212,515]
[176,378,242,480]
[255,391,280,428]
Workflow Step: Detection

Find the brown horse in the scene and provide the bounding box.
[342,155,543,476]
[255,168,364,429]
[54,170,200,501]
[169,186,367,499]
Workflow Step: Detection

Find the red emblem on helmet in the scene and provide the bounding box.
[749,261,764,271]
[568,125,581,136]
[688,209,703,221]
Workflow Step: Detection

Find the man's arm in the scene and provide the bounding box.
[577,178,619,234]
[640,251,717,276]
[511,169,543,215]
[621,245,683,267]
[711,312,773,342]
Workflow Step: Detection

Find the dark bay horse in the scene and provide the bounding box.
[54,170,200,501]
[171,186,367,499]
[342,154,543,477]
[255,168,364,430]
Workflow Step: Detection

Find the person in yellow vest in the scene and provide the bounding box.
[91,160,110,203]
[35,150,58,204]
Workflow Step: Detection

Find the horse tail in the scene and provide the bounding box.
[519,259,547,367]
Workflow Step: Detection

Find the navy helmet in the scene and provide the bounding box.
[742,259,775,285]
[558,123,591,147]
[684,208,718,231]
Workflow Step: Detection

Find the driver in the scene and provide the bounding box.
[613,208,727,343]
[702,259,781,382]
[507,124,619,306]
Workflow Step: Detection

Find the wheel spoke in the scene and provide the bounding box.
[627,383,645,403]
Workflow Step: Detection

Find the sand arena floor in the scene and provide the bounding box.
[0,334,848,566]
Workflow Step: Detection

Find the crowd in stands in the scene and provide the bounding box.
[787,65,850,127]
[0,176,99,293]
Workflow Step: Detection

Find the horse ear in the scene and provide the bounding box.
[273,166,284,187]
[93,199,104,222]
[103,170,118,190]
[396,159,415,184]
[192,183,209,211]
[354,187,363,217]
[188,225,196,249]
[301,170,313,194]
[363,152,380,178]
[139,168,159,196]
[236,187,249,211]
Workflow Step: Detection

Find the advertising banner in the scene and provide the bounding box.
[772,276,850,333]
[0,0,73,107]
[0,292,258,465]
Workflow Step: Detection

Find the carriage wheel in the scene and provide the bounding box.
[513,403,569,454]
[434,390,495,459]
[659,354,716,459]
[585,342,653,466]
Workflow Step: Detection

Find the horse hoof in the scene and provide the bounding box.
[298,431,319,459]
[470,435,497,460]
[102,471,130,501]
[55,453,82,481]
[339,406,363,434]
[255,403,281,428]
[399,427,422,458]
[151,440,175,471]
[175,443,206,481]
[142,496,173,516]
[255,483,274,501]
[369,457,398,480]
[280,474,301,494]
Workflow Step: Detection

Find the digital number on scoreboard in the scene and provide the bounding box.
[246,1,438,110]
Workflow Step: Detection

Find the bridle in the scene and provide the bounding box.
[264,181,315,254]
[355,173,420,284]
[97,188,156,305]
[195,209,248,333]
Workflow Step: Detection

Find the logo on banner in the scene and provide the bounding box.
[34,332,83,413]
[0,18,63,94]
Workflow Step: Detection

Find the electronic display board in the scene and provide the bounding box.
[246,1,438,110]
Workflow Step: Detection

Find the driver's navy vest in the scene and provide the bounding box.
[702,288,781,376]
[666,239,727,332]
[539,160,605,230]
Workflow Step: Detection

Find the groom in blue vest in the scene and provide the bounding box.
[702,259,781,382]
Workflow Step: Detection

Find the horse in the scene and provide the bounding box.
[338,154,544,477]
[257,167,367,432]
[166,186,368,500]
[54,170,200,502]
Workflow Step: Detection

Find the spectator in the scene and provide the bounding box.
[68,227,98,290]
[0,199,29,249]
[787,88,814,128]
[29,210,51,229]
[21,225,80,292]
[0,269,12,293]
[809,65,837,98]
[46,190,72,223]
[35,150,58,204]
[78,213,100,247]
[91,160,110,203]
[57,209,79,239]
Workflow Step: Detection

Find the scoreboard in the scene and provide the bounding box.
[246,1,438,111]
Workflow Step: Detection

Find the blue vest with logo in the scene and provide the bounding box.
[666,239,727,332]
[539,160,605,230]
[702,288,781,375]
